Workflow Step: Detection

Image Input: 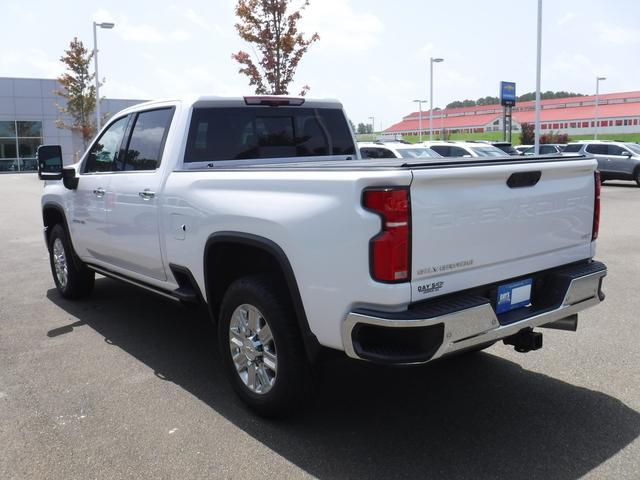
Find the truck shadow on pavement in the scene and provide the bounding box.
[46,278,640,480]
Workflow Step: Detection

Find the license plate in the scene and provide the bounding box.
[496,278,532,314]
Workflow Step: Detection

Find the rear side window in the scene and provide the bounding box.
[184,107,355,162]
[585,144,607,155]
[430,146,451,156]
[563,144,582,153]
[120,108,174,171]
[470,146,505,157]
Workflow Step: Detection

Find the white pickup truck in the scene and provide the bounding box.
[38,96,607,416]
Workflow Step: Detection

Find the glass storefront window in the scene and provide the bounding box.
[0,120,43,172]
[0,121,16,137]
[17,121,42,138]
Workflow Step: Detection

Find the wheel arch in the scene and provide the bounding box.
[204,232,321,362]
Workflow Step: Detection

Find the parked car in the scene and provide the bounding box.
[481,141,520,156]
[358,141,441,159]
[522,144,566,155]
[563,140,640,186]
[38,95,607,416]
[515,145,532,154]
[422,141,507,158]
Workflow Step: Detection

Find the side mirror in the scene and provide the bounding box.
[624,151,633,158]
[37,145,63,180]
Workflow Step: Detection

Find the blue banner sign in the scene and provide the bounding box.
[500,81,516,106]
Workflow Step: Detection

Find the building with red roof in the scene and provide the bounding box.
[384,90,640,138]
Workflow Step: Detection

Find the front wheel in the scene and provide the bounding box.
[634,169,640,187]
[48,224,95,299]
[218,275,310,417]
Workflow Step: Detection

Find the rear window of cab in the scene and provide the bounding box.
[184,107,355,162]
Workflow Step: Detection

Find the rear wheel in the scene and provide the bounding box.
[48,224,94,299]
[218,275,310,417]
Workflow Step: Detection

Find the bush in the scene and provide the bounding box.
[520,122,535,144]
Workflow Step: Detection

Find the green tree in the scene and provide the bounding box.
[232,0,320,96]
[356,123,373,134]
[54,37,97,149]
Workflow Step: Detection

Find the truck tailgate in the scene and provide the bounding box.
[409,157,597,302]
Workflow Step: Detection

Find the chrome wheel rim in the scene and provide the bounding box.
[229,304,277,394]
[52,238,68,289]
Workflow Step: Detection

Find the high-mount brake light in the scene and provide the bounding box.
[592,171,601,241]
[362,188,411,283]
[243,96,305,107]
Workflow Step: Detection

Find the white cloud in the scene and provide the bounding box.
[300,0,384,53]
[101,79,150,100]
[92,8,192,44]
[183,8,211,31]
[557,12,576,26]
[0,48,61,78]
[152,66,242,98]
[595,22,640,45]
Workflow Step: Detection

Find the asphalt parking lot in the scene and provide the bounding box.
[0,173,638,479]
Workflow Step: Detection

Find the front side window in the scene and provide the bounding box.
[120,108,174,171]
[607,145,628,156]
[625,143,640,155]
[540,145,557,154]
[377,148,397,159]
[360,148,377,159]
[85,116,129,173]
[184,107,355,163]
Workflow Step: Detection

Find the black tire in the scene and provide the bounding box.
[48,224,95,299]
[218,274,311,417]
[634,169,640,187]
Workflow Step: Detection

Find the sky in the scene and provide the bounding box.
[2,0,639,130]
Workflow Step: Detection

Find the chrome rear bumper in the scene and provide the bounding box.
[343,261,607,364]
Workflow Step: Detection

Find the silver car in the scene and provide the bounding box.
[563,141,640,187]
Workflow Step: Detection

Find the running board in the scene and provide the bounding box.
[87,264,183,303]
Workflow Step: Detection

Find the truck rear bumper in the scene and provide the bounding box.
[342,260,607,364]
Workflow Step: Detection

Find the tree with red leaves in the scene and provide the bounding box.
[232,0,320,96]
[54,37,97,149]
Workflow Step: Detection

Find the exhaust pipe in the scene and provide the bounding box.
[503,328,543,353]
[541,314,578,332]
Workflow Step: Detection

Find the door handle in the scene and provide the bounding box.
[93,187,105,198]
[139,189,156,200]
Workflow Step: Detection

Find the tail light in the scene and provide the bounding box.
[592,171,601,241]
[363,188,411,282]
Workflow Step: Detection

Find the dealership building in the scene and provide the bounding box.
[385,90,640,138]
[0,77,143,172]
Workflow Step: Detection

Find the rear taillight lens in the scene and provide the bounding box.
[592,171,601,241]
[363,188,411,282]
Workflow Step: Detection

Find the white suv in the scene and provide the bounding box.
[358,141,441,159]
[422,141,507,158]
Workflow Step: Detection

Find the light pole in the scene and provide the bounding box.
[534,0,542,155]
[93,21,115,131]
[429,57,444,141]
[368,116,375,136]
[413,99,427,142]
[594,76,606,139]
